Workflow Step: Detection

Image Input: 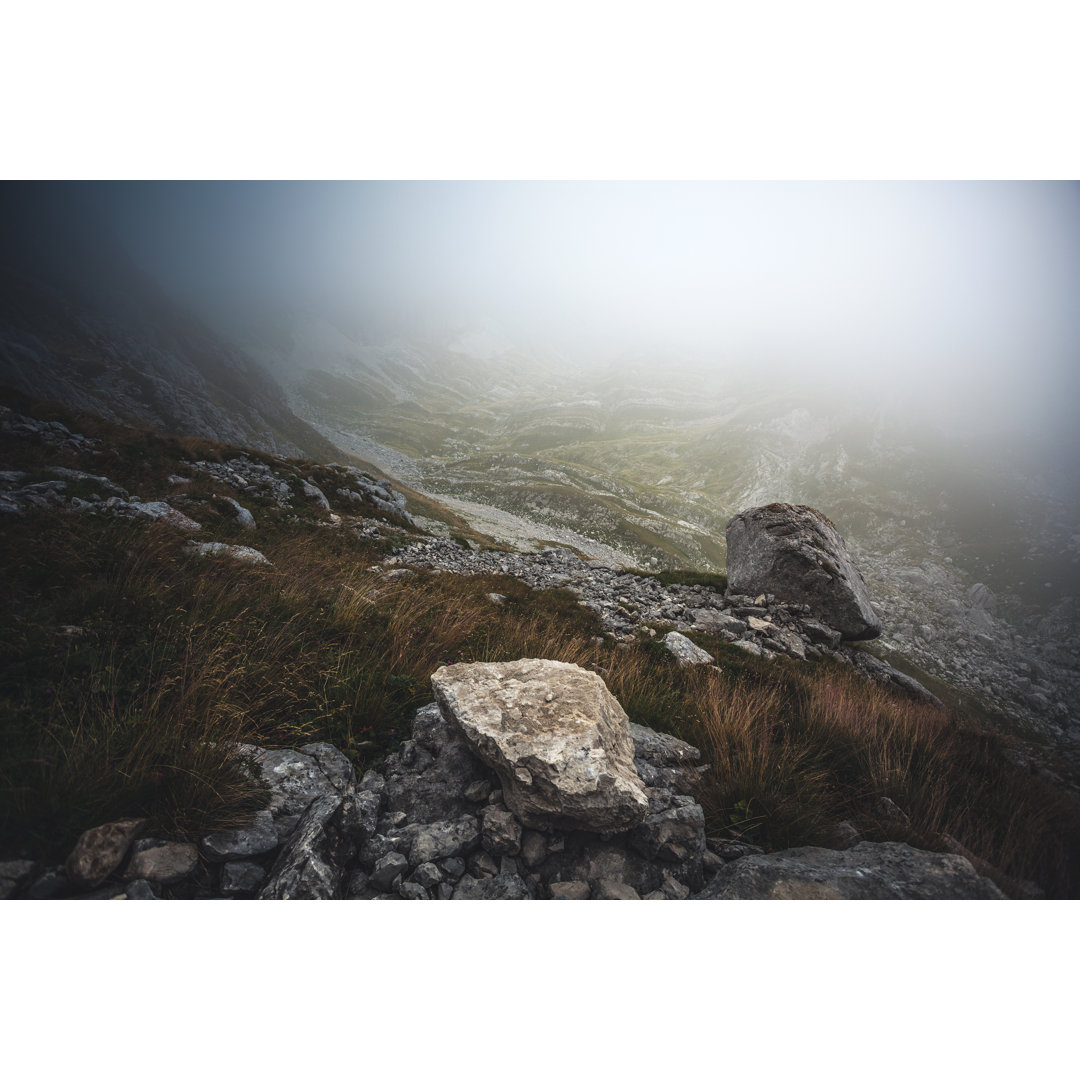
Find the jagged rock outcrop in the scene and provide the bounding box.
[431,659,650,833]
[694,841,1006,899]
[726,503,882,641]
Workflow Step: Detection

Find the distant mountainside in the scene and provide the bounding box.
[0,184,339,463]
[248,311,1080,753]
[0,188,1076,756]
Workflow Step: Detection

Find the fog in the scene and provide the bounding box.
[61,180,1080,457]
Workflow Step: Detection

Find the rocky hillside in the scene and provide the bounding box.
[3,394,1079,899]
[0,185,340,463]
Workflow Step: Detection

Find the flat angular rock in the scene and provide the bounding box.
[452,872,533,899]
[480,806,522,856]
[431,659,649,834]
[409,817,482,867]
[549,880,591,900]
[189,542,271,567]
[123,842,199,885]
[726,504,882,640]
[592,878,640,900]
[64,818,148,890]
[0,859,36,899]
[258,794,345,900]
[694,842,1006,899]
[629,802,706,864]
[370,852,409,892]
[201,810,279,861]
[662,631,715,668]
[238,744,356,820]
[221,861,267,895]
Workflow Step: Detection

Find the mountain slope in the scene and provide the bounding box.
[0,184,340,462]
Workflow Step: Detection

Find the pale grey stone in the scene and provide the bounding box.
[432,659,648,833]
[221,861,268,895]
[123,842,198,885]
[549,881,591,900]
[201,810,279,861]
[64,819,148,890]
[695,842,1007,899]
[726,503,882,640]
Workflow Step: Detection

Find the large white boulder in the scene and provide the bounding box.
[430,659,649,833]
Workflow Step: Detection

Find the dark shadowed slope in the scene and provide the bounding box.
[0,183,340,462]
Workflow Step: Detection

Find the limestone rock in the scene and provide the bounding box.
[258,794,345,900]
[694,842,1007,899]
[123,842,199,885]
[452,872,533,899]
[301,481,330,510]
[64,818,148,890]
[480,806,523,856]
[661,631,715,668]
[409,817,482,867]
[201,810,279,861]
[237,743,356,825]
[431,659,649,833]
[220,861,267,896]
[592,878,640,899]
[223,497,256,530]
[549,881,591,900]
[726,503,882,640]
[189,542,271,567]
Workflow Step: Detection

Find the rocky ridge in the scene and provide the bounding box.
[0,665,1006,901]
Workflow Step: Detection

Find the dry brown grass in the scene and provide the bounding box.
[3,402,1079,893]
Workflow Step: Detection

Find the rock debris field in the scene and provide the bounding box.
[0,659,1005,901]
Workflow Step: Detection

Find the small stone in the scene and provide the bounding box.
[464,779,492,803]
[481,805,523,856]
[65,818,148,890]
[409,816,481,867]
[591,878,640,900]
[123,842,199,885]
[413,862,444,890]
[468,850,499,879]
[452,872,532,899]
[201,810,279,861]
[399,881,430,900]
[702,850,725,874]
[437,882,455,900]
[189,542,270,566]
[439,857,466,881]
[662,631,715,668]
[520,830,548,869]
[125,880,158,900]
[831,822,862,849]
[371,852,409,892]
[877,797,911,827]
[346,870,371,897]
[549,881,591,900]
[221,861,268,895]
